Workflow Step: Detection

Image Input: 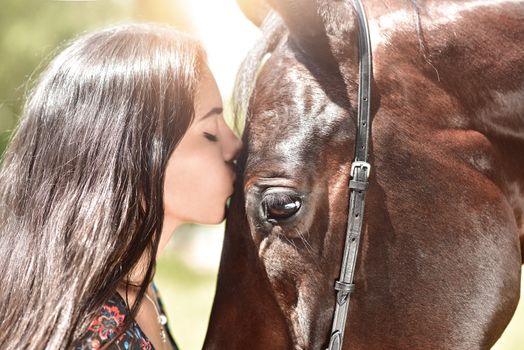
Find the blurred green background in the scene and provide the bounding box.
[0,1,522,349]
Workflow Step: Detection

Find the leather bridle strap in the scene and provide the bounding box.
[326,0,373,349]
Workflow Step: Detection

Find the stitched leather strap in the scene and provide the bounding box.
[326,0,373,349]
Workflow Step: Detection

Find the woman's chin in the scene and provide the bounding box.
[190,198,231,225]
[200,208,227,225]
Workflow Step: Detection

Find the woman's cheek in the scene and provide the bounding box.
[188,157,232,224]
[162,148,229,225]
[162,151,198,219]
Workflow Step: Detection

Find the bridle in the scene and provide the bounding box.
[326,0,373,349]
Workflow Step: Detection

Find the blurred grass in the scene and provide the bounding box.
[155,250,217,350]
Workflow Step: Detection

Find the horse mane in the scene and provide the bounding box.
[232,12,286,132]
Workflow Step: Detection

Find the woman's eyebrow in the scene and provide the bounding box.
[199,107,223,121]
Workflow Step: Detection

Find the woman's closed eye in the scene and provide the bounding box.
[204,132,218,142]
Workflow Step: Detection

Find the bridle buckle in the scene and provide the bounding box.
[350,161,371,179]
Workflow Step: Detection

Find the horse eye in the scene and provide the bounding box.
[261,192,302,222]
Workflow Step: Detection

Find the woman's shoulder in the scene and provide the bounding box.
[73,292,153,350]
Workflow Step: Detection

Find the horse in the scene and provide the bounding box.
[204,0,524,349]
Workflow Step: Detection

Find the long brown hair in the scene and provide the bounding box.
[0,23,205,349]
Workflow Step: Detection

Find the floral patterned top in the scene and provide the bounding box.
[73,282,178,350]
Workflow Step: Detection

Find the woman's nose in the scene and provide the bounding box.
[224,132,243,164]
[219,118,243,163]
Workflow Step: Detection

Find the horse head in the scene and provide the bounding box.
[205,1,524,349]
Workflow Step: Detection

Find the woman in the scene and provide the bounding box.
[0,23,242,349]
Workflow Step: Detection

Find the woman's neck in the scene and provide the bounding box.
[128,219,181,277]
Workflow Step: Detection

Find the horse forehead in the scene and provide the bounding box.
[256,57,327,109]
[248,95,351,156]
[252,60,350,131]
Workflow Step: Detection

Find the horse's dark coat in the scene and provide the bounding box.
[205,1,524,349]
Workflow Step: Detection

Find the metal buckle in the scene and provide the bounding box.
[351,161,371,179]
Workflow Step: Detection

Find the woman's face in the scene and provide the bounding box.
[163,65,243,228]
